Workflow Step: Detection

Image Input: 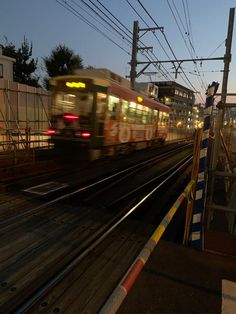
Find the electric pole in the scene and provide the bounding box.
[130,21,139,90]
[211,7,235,170]
[129,21,162,89]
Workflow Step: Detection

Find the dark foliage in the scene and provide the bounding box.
[1,37,39,87]
[43,44,83,88]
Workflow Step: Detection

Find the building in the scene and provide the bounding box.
[0,47,15,81]
[0,47,51,155]
[154,81,195,129]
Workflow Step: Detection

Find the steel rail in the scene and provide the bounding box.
[106,153,192,207]
[14,155,192,313]
[0,143,192,226]
[83,144,192,202]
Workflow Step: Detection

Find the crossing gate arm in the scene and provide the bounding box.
[99,180,195,314]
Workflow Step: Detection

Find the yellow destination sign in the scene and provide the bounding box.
[66,81,86,88]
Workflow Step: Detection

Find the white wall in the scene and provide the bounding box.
[0,49,15,81]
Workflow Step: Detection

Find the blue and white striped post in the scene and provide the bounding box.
[191,82,219,249]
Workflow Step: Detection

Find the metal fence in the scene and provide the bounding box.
[207,103,236,236]
[0,79,52,163]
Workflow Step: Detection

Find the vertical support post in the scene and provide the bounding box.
[26,90,29,151]
[183,128,202,245]
[211,8,235,170]
[130,21,139,90]
[191,82,219,249]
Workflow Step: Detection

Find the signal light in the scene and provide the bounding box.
[81,132,91,138]
[47,129,56,134]
[63,114,79,120]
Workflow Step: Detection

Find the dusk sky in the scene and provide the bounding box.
[1,0,236,104]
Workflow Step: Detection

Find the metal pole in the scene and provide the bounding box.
[211,8,235,170]
[130,21,139,90]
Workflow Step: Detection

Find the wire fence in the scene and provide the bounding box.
[0,79,52,164]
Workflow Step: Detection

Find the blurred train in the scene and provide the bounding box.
[47,68,187,160]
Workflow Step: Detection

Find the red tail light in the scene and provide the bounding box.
[82,131,91,138]
[63,114,79,120]
[47,129,56,134]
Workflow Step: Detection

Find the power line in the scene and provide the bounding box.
[125,0,174,80]
[78,0,132,45]
[207,40,226,58]
[55,0,131,55]
[96,0,132,35]
[167,0,208,94]
[57,0,172,81]
[69,0,130,45]
[85,0,172,80]
[136,0,205,102]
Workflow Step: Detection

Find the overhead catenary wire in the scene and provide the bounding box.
[167,0,208,95]
[91,0,174,80]
[92,0,174,80]
[70,0,132,46]
[136,0,205,102]
[91,0,173,80]
[56,0,175,82]
[92,0,204,97]
[60,0,171,80]
[78,0,132,45]
[125,0,175,80]
[182,0,209,89]
[207,40,226,58]
[96,0,132,36]
[56,0,131,55]
[56,0,215,103]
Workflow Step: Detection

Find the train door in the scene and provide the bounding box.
[104,95,120,145]
[153,109,159,137]
[92,87,107,147]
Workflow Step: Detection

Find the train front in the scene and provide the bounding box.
[47,76,96,158]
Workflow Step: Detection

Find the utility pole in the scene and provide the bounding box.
[211,7,235,170]
[129,21,163,89]
[130,21,139,90]
[129,21,224,87]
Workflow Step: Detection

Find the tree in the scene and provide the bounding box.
[1,37,39,87]
[43,44,83,88]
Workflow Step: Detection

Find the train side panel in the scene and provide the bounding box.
[48,71,172,159]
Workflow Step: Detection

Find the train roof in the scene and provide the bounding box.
[50,74,109,88]
[51,70,170,113]
[74,68,131,88]
[109,80,170,113]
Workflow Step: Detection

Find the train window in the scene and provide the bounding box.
[96,92,107,136]
[121,100,128,121]
[152,109,158,123]
[136,104,143,123]
[97,93,107,114]
[77,93,93,117]
[127,102,136,123]
[54,93,76,113]
[158,112,163,126]
[142,108,148,124]
[108,95,119,120]
[158,111,169,126]
[141,107,152,124]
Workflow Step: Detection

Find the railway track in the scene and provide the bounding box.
[0,143,192,313]
[0,142,192,223]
